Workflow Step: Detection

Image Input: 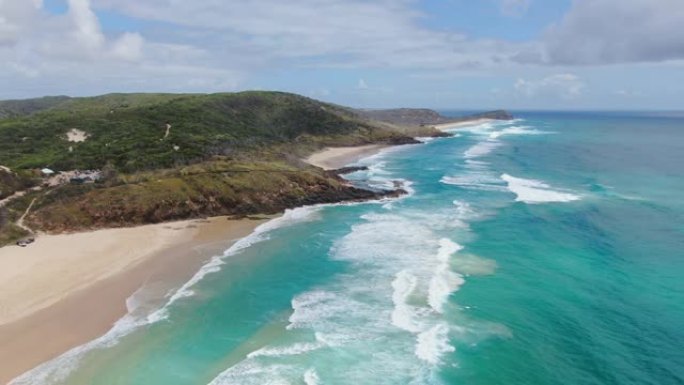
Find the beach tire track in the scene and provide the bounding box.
[16,198,37,234]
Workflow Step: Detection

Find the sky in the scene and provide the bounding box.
[1,0,684,110]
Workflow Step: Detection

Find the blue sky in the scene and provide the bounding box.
[2,0,684,109]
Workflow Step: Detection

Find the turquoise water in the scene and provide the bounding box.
[13,112,684,385]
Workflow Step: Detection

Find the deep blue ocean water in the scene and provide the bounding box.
[13,112,684,385]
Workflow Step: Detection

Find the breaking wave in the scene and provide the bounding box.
[501,174,581,204]
[9,206,325,385]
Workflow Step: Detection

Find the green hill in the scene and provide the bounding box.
[0,91,428,173]
[0,96,71,118]
[0,91,442,245]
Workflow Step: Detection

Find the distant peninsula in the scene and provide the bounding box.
[358,108,513,126]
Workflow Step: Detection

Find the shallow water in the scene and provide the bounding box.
[13,112,684,385]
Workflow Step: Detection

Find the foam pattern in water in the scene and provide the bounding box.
[206,152,505,385]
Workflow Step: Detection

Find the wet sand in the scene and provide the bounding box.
[0,217,267,384]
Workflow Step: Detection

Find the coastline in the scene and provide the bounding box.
[304,144,387,170]
[0,216,268,384]
[304,119,494,171]
[3,133,460,383]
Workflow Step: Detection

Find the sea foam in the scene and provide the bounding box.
[168,205,323,304]
[440,174,507,191]
[10,205,325,385]
[391,270,422,332]
[303,369,321,385]
[428,239,465,313]
[501,174,580,204]
[206,361,292,385]
[10,309,159,385]
[464,140,501,159]
[415,323,455,366]
[488,125,550,139]
[247,341,324,359]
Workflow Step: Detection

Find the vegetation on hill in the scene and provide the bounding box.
[0,96,71,118]
[25,160,404,233]
[0,168,39,200]
[0,170,36,246]
[0,91,445,245]
[0,91,506,246]
[0,92,430,173]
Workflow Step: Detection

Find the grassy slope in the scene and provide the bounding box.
[0,91,428,243]
[0,96,71,118]
[0,173,35,245]
[0,91,421,172]
[25,160,400,232]
[0,171,18,201]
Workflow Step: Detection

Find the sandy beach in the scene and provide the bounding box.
[0,217,267,384]
[305,144,387,170]
[433,118,492,131]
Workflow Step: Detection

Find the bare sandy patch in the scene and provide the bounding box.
[66,128,89,142]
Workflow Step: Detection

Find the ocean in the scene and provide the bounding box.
[12,111,684,385]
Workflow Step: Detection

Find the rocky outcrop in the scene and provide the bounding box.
[384,136,423,145]
[428,131,454,138]
[327,166,369,176]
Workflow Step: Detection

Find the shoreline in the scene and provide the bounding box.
[0,216,268,384]
[2,129,471,383]
[304,144,388,170]
[304,119,497,170]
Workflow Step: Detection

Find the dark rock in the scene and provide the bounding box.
[328,166,369,176]
[428,131,454,138]
[385,136,422,145]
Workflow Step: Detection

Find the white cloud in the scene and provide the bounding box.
[110,32,144,61]
[515,73,586,99]
[1,0,680,104]
[0,0,144,62]
[68,0,105,49]
[0,0,41,46]
[544,0,684,64]
[7,61,40,78]
[0,0,244,97]
[0,0,539,98]
[500,0,532,17]
[91,0,525,71]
